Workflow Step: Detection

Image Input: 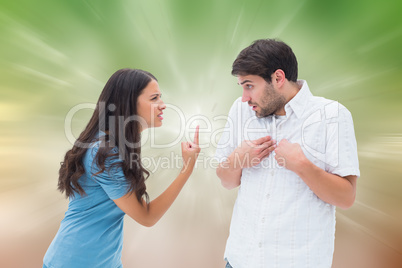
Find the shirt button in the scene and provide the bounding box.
[270,170,274,176]
[266,193,270,199]
[261,217,265,223]
[258,242,263,248]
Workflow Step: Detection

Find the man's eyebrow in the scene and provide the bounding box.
[238,80,253,85]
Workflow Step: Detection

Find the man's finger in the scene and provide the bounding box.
[256,139,275,150]
[259,144,276,159]
[278,139,289,146]
[262,139,276,147]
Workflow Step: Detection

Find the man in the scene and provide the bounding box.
[215,39,360,268]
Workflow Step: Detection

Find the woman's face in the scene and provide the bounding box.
[136,79,166,131]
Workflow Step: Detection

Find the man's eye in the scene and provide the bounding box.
[246,85,253,89]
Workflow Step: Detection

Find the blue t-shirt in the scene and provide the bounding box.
[44,139,130,268]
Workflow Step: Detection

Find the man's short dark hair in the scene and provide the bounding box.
[232,39,298,83]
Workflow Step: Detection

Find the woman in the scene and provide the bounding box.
[43,68,200,267]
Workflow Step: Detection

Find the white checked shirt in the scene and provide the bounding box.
[215,80,360,268]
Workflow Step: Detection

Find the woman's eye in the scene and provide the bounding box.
[151,96,158,100]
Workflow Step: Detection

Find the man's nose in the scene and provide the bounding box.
[241,90,250,102]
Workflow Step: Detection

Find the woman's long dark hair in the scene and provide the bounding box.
[58,68,156,204]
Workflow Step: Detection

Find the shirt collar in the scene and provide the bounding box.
[284,80,312,119]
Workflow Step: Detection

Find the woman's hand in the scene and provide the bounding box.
[181,125,201,173]
[114,127,201,227]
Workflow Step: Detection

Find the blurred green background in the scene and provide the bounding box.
[1,0,401,267]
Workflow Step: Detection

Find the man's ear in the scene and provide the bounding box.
[272,69,286,88]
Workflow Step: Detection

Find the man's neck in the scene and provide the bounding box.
[284,81,301,103]
[274,81,301,116]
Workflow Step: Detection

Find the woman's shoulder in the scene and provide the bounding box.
[85,139,102,160]
[84,136,121,167]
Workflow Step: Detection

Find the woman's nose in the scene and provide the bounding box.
[159,100,166,110]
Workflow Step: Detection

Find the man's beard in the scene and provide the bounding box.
[253,83,287,118]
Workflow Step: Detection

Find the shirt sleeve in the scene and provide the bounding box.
[85,143,130,200]
[214,98,241,163]
[324,104,360,177]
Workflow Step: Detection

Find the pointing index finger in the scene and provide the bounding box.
[194,125,199,146]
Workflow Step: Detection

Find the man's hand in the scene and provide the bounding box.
[274,139,307,172]
[233,136,276,169]
[274,139,357,209]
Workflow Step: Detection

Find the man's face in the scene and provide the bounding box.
[237,74,286,118]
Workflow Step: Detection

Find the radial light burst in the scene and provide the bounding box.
[1,0,402,267]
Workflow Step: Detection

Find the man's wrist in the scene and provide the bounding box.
[294,156,314,177]
[228,149,243,170]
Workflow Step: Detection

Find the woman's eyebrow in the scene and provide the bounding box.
[150,93,161,97]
